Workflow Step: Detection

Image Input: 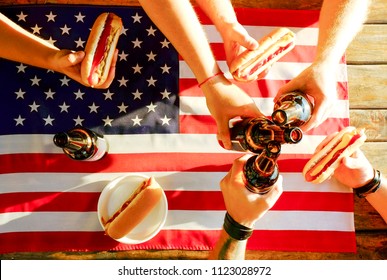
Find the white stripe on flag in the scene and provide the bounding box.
[179,61,348,82]
[204,25,319,46]
[179,96,349,119]
[0,172,351,194]
[0,210,354,233]
[0,134,335,155]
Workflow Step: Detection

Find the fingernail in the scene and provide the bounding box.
[218,140,225,148]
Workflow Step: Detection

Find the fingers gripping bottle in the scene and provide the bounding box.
[229,117,302,153]
[243,141,281,194]
[53,126,108,161]
[272,91,313,127]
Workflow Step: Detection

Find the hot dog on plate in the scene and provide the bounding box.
[81,12,122,87]
[230,27,295,82]
[102,176,163,240]
[303,126,367,184]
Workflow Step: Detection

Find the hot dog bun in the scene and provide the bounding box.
[81,12,122,87]
[230,27,295,82]
[102,176,163,240]
[303,126,367,184]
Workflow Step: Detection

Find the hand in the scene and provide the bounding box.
[314,132,374,189]
[275,62,338,131]
[200,74,264,149]
[219,22,258,68]
[52,49,118,89]
[220,154,283,228]
[334,150,374,189]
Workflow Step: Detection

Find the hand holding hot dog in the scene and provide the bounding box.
[50,49,117,89]
[0,12,117,89]
[218,21,259,69]
[230,28,296,82]
[81,13,122,87]
[303,126,367,184]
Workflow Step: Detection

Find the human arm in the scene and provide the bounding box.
[0,13,116,88]
[276,0,371,131]
[313,131,387,223]
[334,150,387,223]
[209,154,283,259]
[194,0,258,66]
[138,0,263,149]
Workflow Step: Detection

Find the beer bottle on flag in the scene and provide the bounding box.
[229,117,302,153]
[53,127,108,161]
[272,91,313,127]
[243,141,281,194]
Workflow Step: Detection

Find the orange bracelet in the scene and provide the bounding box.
[198,72,223,88]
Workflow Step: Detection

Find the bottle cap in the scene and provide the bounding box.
[272,110,287,126]
[53,132,69,148]
[266,141,281,156]
[284,127,303,143]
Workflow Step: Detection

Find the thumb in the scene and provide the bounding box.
[342,151,362,169]
[217,121,232,150]
[275,80,299,103]
[67,51,85,65]
[240,35,259,50]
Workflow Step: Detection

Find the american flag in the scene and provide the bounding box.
[0,5,355,254]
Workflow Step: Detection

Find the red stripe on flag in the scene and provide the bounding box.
[0,191,354,213]
[0,153,237,173]
[195,7,321,28]
[0,229,356,254]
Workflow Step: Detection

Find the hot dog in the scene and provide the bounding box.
[230,27,295,82]
[102,176,163,240]
[81,12,122,87]
[303,126,367,184]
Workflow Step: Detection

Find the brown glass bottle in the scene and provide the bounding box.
[243,141,280,194]
[272,91,313,127]
[229,117,302,153]
[53,127,108,161]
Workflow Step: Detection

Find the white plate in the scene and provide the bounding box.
[97,174,168,244]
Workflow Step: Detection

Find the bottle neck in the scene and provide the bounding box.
[272,92,313,126]
[250,121,302,144]
[53,130,92,152]
[254,143,280,176]
[272,105,302,126]
[283,127,303,143]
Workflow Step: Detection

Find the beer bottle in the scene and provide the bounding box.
[243,141,280,194]
[229,117,302,153]
[53,126,108,161]
[272,91,313,127]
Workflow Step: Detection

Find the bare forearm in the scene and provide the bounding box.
[366,176,387,223]
[209,229,247,260]
[316,0,370,66]
[0,13,58,69]
[195,0,238,29]
[138,0,220,83]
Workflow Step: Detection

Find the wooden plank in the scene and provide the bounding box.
[1,0,386,24]
[1,0,386,262]
[349,110,387,141]
[348,65,387,109]
[1,0,323,9]
[365,0,387,24]
[346,24,387,64]
[355,195,387,231]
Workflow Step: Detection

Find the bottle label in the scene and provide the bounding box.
[85,136,108,161]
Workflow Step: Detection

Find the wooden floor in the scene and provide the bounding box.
[1,0,386,260]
